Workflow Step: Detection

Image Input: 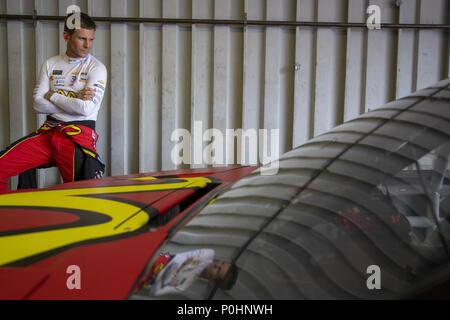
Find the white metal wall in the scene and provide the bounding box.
[0,0,449,190]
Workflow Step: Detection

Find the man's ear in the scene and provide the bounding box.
[63,32,70,42]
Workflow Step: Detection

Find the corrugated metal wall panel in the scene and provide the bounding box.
[0,0,449,190]
[0,9,9,153]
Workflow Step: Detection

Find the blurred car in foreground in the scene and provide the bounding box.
[133,78,450,300]
[1,78,449,299]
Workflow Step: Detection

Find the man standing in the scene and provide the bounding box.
[0,12,107,193]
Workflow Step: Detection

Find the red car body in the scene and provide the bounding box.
[0,165,256,299]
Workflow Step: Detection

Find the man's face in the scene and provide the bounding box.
[203,261,231,286]
[64,28,95,58]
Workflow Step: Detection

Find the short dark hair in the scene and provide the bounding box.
[215,263,238,290]
[64,12,96,35]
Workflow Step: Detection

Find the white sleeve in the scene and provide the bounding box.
[49,64,107,117]
[33,61,63,114]
[148,249,215,296]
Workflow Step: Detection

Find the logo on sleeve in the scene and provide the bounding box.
[94,83,105,91]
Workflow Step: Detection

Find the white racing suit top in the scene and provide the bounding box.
[33,53,107,122]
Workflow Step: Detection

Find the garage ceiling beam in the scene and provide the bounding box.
[1,13,449,30]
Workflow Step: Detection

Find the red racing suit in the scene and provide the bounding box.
[0,118,105,193]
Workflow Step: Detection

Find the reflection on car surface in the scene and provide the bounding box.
[133,78,450,300]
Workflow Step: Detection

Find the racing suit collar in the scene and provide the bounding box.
[63,53,90,64]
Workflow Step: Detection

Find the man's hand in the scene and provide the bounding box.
[76,87,96,101]
[44,90,55,101]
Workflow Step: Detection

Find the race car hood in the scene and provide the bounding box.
[0,165,256,299]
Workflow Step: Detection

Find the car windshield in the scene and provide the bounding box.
[132,80,450,300]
